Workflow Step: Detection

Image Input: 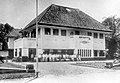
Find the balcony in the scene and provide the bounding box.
[14,37,36,48]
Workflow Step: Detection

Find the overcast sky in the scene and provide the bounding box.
[0,0,120,29]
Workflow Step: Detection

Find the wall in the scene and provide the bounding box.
[93,33,105,50]
[8,37,15,49]
[14,38,23,48]
[14,26,109,58]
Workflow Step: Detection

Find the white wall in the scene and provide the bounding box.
[8,38,15,49]
[14,38,23,48]
[14,26,109,58]
[93,33,105,50]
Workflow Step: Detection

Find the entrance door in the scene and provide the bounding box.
[28,48,36,61]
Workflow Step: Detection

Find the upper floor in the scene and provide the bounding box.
[20,25,107,40]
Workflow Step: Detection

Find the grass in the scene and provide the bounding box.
[73,62,120,70]
[0,73,35,80]
[0,62,25,69]
[0,62,35,80]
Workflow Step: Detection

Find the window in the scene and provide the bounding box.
[94,50,98,56]
[61,50,67,54]
[45,28,51,35]
[87,32,92,36]
[75,31,79,35]
[31,29,36,38]
[70,32,74,35]
[19,48,22,57]
[99,50,104,56]
[61,30,66,36]
[0,43,2,50]
[99,33,103,39]
[38,28,40,35]
[67,49,74,55]
[94,33,98,38]
[53,49,58,54]
[90,50,91,56]
[15,49,17,56]
[53,29,59,35]
[43,49,50,54]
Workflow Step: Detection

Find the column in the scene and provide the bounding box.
[59,29,61,36]
[39,27,43,54]
[14,48,15,57]
[97,50,100,57]
[17,48,19,57]
[51,28,53,35]
[91,49,94,57]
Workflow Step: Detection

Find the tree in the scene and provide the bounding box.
[102,16,120,59]
[0,23,13,50]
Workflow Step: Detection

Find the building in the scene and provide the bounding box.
[7,29,21,59]
[14,4,111,61]
[0,28,20,59]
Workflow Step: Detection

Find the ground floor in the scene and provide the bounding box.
[14,48,106,62]
[14,35,106,61]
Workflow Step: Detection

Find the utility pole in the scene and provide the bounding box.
[35,0,39,78]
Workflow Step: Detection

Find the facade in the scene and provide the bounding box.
[14,4,111,61]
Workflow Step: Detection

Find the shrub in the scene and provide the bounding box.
[22,56,29,62]
[12,57,22,62]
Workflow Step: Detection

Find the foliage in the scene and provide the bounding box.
[12,57,22,62]
[102,16,120,59]
[0,23,13,50]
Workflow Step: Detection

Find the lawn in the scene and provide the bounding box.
[31,62,115,77]
[73,62,120,70]
[0,73,35,80]
[0,62,35,80]
[0,62,25,69]
[0,62,118,80]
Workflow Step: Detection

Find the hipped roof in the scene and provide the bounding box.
[7,29,21,38]
[21,4,111,32]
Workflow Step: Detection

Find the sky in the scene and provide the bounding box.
[0,0,120,29]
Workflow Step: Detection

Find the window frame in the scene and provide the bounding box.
[53,29,59,35]
[87,32,92,36]
[44,28,51,35]
[61,29,66,36]
[94,33,98,38]
[99,33,104,39]
[75,30,80,35]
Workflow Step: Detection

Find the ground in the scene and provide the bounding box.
[1,60,120,83]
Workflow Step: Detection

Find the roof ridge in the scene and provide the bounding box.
[52,4,80,10]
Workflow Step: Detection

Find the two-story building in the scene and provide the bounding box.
[14,4,111,61]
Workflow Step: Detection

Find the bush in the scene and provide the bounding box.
[22,56,29,62]
[26,64,34,70]
[12,57,22,62]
